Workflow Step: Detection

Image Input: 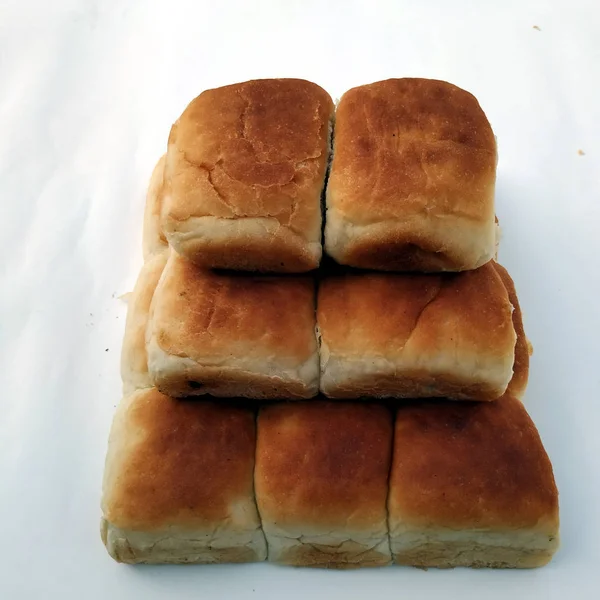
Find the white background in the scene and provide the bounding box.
[1,0,599,597]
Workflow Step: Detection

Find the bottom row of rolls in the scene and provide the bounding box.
[101,389,559,569]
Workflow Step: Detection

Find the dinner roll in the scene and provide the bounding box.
[326,78,497,272]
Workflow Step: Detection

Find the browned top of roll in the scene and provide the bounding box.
[102,389,257,531]
[255,401,393,531]
[318,261,514,363]
[389,396,559,531]
[166,78,333,235]
[151,252,317,366]
[328,78,496,224]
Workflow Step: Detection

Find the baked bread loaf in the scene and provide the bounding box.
[142,155,168,261]
[318,261,516,400]
[255,401,393,568]
[326,78,497,271]
[162,79,334,272]
[147,252,319,398]
[101,389,267,564]
[388,396,559,568]
[120,253,167,394]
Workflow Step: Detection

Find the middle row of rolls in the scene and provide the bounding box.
[123,249,530,403]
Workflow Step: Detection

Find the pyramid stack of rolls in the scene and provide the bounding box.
[101,78,559,569]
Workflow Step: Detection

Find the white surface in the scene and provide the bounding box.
[1,0,599,597]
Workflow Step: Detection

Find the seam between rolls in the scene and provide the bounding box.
[321,113,335,248]
[252,406,269,561]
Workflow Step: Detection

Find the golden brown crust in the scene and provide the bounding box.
[255,401,393,530]
[338,236,462,272]
[317,262,516,400]
[330,78,496,223]
[493,261,531,399]
[148,252,319,398]
[162,79,334,271]
[167,78,333,223]
[102,389,258,531]
[326,78,496,271]
[142,155,168,261]
[152,252,317,367]
[389,396,559,531]
[120,253,167,393]
[319,272,442,355]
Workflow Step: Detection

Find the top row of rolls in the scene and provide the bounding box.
[161,77,497,273]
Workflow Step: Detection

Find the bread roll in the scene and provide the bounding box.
[142,155,168,261]
[162,79,334,272]
[147,252,319,399]
[255,401,393,568]
[326,78,497,272]
[388,396,559,568]
[101,389,266,564]
[120,253,167,394]
[318,262,516,401]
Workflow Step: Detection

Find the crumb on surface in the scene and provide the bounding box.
[578,149,586,156]
[533,25,541,31]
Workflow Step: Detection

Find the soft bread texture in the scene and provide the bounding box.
[120,253,168,394]
[318,262,516,400]
[388,396,559,568]
[101,389,266,564]
[162,78,334,272]
[255,401,393,568]
[147,252,319,399]
[493,261,531,400]
[142,155,168,261]
[326,78,497,271]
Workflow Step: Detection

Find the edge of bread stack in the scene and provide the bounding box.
[100,78,559,570]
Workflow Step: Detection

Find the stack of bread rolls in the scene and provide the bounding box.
[101,78,559,569]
